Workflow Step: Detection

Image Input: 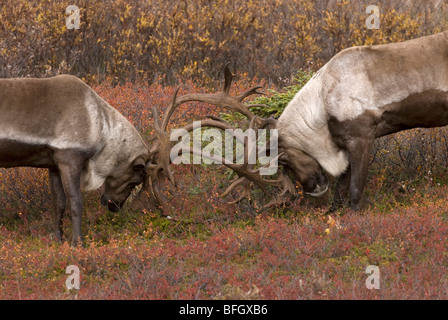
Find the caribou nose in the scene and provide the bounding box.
[101,194,108,207]
[101,194,122,212]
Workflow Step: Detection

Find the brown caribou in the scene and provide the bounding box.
[139,30,448,213]
[277,30,448,211]
[0,75,150,245]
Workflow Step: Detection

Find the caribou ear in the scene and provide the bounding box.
[133,157,146,171]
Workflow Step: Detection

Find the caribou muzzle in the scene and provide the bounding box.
[304,174,329,197]
[306,183,329,197]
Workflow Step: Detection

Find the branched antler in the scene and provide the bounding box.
[134,65,296,214]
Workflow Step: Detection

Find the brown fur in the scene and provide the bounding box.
[279,31,448,211]
[0,75,150,245]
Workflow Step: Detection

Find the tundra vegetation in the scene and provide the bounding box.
[1,0,448,299]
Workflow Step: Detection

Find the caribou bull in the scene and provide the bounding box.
[0,75,150,245]
[278,30,448,211]
[140,31,448,213]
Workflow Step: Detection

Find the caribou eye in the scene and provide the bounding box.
[133,164,145,171]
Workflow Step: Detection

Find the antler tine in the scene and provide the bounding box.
[262,169,296,208]
[236,85,266,102]
[220,177,252,204]
[223,64,233,95]
[150,169,169,203]
[151,106,162,133]
[278,169,296,197]
[161,85,182,132]
[223,65,266,102]
[146,106,177,187]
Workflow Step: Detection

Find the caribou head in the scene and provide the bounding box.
[100,156,149,212]
[279,146,329,197]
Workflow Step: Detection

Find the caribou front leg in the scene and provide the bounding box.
[347,139,372,211]
[329,165,351,212]
[53,151,85,246]
[48,168,66,242]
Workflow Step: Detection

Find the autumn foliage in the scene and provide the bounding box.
[1,0,447,85]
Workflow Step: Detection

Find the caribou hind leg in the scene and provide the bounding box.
[48,168,66,242]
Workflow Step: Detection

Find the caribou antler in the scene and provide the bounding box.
[134,65,296,214]
[163,66,268,125]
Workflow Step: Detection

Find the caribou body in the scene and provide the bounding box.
[278,30,448,211]
[0,75,150,244]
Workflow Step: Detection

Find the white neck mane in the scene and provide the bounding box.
[277,67,349,177]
